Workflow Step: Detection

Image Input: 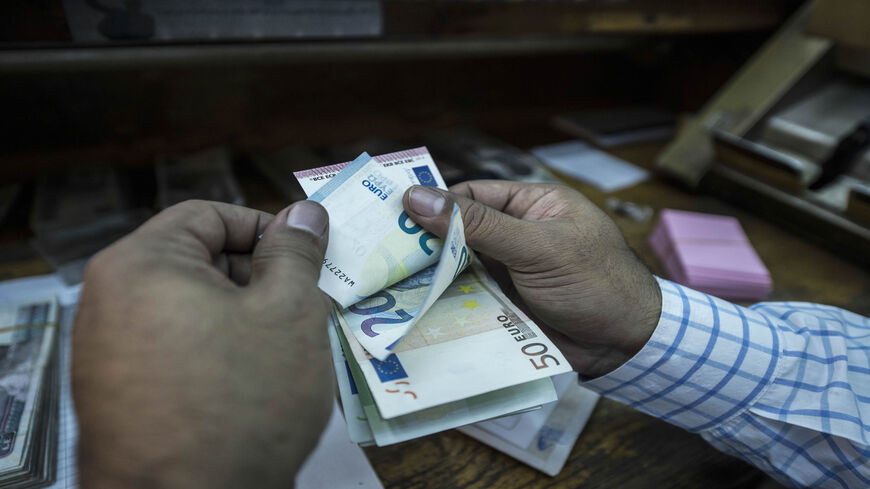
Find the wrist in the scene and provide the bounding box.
[569,263,662,379]
[618,269,662,360]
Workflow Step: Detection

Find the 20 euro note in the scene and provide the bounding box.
[335,263,573,419]
[295,148,471,360]
[326,310,375,446]
[294,147,451,307]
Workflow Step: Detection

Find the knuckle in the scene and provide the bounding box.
[448,181,472,196]
[167,199,202,214]
[257,236,324,271]
[161,199,213,221]
[548,184,580,204]
[551,184,574,197]
[462,202,497,239]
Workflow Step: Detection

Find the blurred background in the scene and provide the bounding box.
[2,2,870,489]
[1,0,811,282]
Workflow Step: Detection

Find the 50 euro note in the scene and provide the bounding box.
[335,263,573,420]
[329,311,556,447]
[295,148,471,361]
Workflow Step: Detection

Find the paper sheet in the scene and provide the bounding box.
[295,401,384,489]
[472,372,575,449]
[531,141,649,192]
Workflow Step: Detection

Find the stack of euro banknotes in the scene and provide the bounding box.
[0,297,59,487]
[294,147,599,475]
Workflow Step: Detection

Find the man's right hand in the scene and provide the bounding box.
[402,180,662,378]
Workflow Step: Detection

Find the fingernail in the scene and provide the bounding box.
[409,186,446,217]
[286,201,328,236]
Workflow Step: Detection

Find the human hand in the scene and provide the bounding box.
[73,200,333,489]
[402,181,661,378]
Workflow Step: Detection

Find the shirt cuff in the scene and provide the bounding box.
[580,277,782,432]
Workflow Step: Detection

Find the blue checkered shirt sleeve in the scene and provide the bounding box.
[580,278,870,488]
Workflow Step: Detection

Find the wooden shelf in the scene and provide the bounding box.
[704,164,870,267]
[1,0,795,53]
[0,37,634,73]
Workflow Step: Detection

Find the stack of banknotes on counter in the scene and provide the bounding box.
[294,147,599,474]
[0,297,60,487]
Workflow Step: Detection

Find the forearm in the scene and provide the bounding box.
[580,278,870,488]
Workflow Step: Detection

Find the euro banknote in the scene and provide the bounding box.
[294,147,449,307]
[295,148,471,360]
[327,310,375,446]
[334,263,573,419]
[330,313,557,447]
[459,372,600,476]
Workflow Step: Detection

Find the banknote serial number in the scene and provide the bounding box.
[323,259,356,287]
[499,315,561,370]
[381,158,414,167]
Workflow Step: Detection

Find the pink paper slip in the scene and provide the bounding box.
[649,209,772,300]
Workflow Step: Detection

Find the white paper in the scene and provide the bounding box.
[459,372,600,476]
[0,274,81,306]
[295,401,384,489]
[531,141,649,192]
[472,372,575,448]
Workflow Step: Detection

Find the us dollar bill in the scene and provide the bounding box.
[295,148,471,360]
[0,297,57,477]
[334,263,572,420]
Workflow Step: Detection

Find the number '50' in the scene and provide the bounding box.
[522,342,561,370]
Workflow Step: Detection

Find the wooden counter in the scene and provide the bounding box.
[2,140,867,489]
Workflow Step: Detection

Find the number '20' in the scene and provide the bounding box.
[398,211,438,255]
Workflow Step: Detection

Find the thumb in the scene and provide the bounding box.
[402,185,537,268]
[250,200,328,290]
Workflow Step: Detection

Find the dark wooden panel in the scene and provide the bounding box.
[384,0,792,36]
[0,0,793,45]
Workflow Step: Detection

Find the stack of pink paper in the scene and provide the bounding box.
[649,209,772,300]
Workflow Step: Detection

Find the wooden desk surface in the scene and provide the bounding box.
[2,141,867,489]
[364,142,870,489]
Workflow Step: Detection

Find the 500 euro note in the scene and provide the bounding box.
[295,148,470,360]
